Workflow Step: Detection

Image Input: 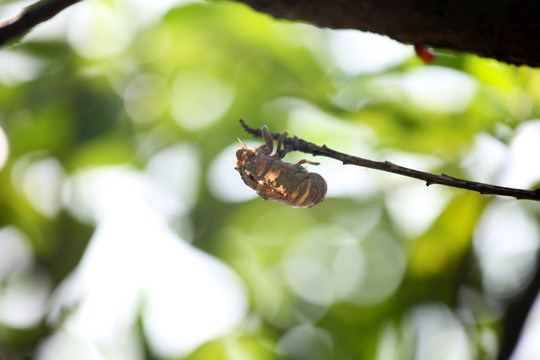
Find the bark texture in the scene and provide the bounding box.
[235,0,540,67]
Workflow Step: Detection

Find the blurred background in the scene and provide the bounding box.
[1,0,540,359]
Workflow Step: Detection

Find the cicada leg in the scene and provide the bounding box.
[261,125,274,154]
[296,159,320,166]
[274,130,289,158]
[261,125,291,159]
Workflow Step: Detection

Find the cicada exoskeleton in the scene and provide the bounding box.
[235,126,327,208]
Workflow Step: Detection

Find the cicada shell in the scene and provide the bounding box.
[235,126,327,208]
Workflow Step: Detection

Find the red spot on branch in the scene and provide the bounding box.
[414,44,436,64]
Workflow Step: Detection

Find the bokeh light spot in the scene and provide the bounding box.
[124,74,170,124]
[170,71,235,130]
[403,66,478,113]
[328,30,413,76]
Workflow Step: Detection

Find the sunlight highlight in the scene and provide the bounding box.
[124,74,170,124]
[403,66,478,113]
[474,200,539,298]
[0,50,47,86]
[40,166,247,359]
[0,124,8,170]
[500,120,540,189]
[327,30,413,75]
[0,227,50,328]
[170,71,235,130]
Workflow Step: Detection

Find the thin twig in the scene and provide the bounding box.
[240,119,540,201]
[0,0,82,47]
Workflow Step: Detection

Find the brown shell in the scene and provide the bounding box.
[235,144,327,208]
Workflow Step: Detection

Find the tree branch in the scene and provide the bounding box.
[233,0,540,68]
[240,120,540,201]
[3,0,539,67]
[0,0,82,47]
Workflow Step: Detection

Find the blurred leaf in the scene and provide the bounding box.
[67,135,135,170]
[186,336,278,360]
[408,192,488,277]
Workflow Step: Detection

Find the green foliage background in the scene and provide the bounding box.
[0,1,540,359]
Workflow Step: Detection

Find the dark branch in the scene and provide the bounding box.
[497,256,540,360]
[0,0,82,47]
[240,120,540,201]
[234,0,540,67]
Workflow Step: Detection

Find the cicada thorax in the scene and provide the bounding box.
[235,138,327,208]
